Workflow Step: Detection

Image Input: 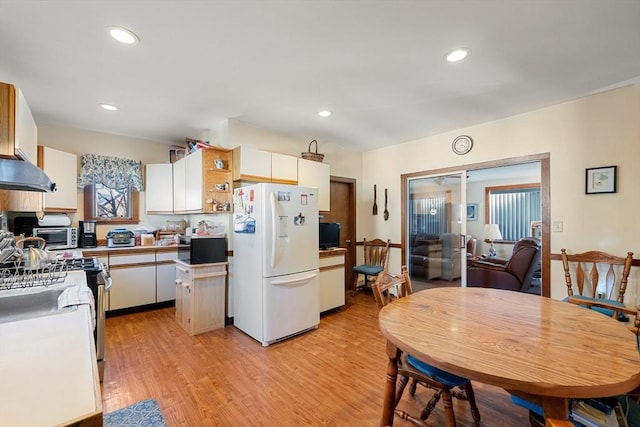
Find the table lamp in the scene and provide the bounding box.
[483,224,502,257]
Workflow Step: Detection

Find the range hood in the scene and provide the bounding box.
[0,157,57,192]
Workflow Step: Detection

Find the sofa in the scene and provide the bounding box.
[409,233,442,279]
[409,233,467,281]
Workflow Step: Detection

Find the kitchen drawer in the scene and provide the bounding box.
[109,253,155,267]
[156,249,177,263]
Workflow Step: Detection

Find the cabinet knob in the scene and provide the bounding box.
[175,279,182,285]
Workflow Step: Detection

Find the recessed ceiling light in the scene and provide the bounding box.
[99,103,119,111]
[107,26,139,45]
[445,48,470,63]
[318,110,332,117]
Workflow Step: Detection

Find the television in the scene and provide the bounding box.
[319,222,340,250]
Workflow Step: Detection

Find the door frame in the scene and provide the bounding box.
[326,176,357,291]
[401,153,551,297]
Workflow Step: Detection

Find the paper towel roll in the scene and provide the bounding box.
[38,215,71,227]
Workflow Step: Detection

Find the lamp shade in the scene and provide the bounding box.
[483,224,502,241]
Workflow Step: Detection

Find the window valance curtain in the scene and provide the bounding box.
[77,154,143,191]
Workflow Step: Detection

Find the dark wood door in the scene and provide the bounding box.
[321,177,356,291]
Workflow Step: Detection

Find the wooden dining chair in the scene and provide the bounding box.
[371,266,481,426]
[561,249,634,320]
[352,238,390,296]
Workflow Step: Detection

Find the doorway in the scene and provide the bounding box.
[401,154,550,296]
[321,176,356,292]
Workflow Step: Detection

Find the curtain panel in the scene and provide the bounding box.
[77,154,143,191]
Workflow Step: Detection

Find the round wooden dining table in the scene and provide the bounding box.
[378,287,640,426]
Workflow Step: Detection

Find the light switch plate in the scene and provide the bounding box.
[552,221,563,232]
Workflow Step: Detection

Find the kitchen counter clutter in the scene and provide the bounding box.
[0,270,102,427]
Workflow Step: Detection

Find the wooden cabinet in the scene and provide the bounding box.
[198,147,233,213]
[172,147,232,214]
[145,163,173,214]
[0,83,43,215]
[107,252,157,310]
[298,158,330,211]
[0,82,37,162]
[156,249,177,302]
[175,261,227,335]
[232,146,271,182]
[38,146,77,212]
[319,249,346,312]
[271,152,298,184]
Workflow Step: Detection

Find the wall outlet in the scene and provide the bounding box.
[552,221,563,232]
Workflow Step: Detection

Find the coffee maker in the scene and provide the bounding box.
[78,220,98,248]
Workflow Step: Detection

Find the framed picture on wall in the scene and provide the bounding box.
[466,203,478,221]
[585,166,617,194]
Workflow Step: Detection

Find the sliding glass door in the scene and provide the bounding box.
[406,172,469,289]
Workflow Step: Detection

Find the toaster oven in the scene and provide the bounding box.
[32,227,78,250]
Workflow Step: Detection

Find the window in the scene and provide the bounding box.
[84,184,139,224]
[485,184,541,241]
[78,154,143,224]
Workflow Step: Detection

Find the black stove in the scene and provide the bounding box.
[63,256,102,273]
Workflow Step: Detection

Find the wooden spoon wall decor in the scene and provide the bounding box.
[373,184,378,215]
[383,188,389,221]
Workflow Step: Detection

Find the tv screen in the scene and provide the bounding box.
[319,222,340,250]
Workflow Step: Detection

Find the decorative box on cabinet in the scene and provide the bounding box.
[319,249,346,312]
[38,146,77,212]
[145,163,173,214]
[175,260,227,335]
[298,158,330,211]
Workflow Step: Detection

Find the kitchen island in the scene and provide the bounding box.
[0,271,102,427]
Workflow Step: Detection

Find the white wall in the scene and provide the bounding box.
[361,84,640,301]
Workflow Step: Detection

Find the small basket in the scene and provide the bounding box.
[301,140,324,162]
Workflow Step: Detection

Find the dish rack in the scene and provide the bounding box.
[0,259,69,291]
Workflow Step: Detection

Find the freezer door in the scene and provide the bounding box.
[263,269,320,345]
[262,184,319,277]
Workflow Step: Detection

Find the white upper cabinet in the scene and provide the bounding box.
[185,149,204,212]
[298,158,330,211]
[173,157,186,213]
[38,146,77,212]
[145,163,173,214]
[14,87,38,163]
[271,153,298,185]
[232,146,271,182]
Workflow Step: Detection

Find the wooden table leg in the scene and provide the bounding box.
[541,396,569,420]
[381,341,399,427]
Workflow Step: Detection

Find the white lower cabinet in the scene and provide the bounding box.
[156,250,177,303]
[319,249,346,313]
[108,253,157,310]
[88,248,178,311]
[175,261,227,335]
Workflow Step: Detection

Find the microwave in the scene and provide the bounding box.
[178,236,227,265]
[32,227,78,250]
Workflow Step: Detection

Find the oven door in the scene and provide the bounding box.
[33,228,73,250]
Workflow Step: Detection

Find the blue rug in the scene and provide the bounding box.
[104,399,167,427]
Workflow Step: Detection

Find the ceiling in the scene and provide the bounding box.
[1,1,638,152]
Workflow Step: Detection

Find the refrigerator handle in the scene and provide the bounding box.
[270,191,277,268]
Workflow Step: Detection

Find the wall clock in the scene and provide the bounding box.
[452,135,473,155]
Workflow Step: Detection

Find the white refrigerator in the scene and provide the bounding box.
[232,183,320,346]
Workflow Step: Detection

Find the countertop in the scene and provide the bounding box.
[0,271,102,427]
[81,244,179,256]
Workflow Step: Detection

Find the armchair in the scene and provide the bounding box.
[467,237,541,292]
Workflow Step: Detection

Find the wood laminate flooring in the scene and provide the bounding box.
[101,293,530,426]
